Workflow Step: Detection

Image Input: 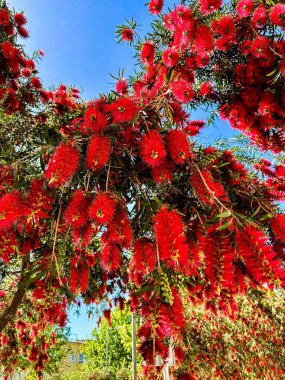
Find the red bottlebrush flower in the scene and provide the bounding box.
[121,28,133,42]
[149,0,164,15]
[162,47,179,67]
[0,8,10,26]
[0,228,18,263]
[171,79,194,104]
[44,142,80,187]
[65,190,89,229]
[31,77,42,90]
[200,81,214,96]
[198,0,222,15]
[154,207,189,270]
[17,25,29,38]
[201,231,235,291]
[140,41,155,65]
[14,13,27,26]
[212,15,235,39]
[108,97,138,123]
[103,207,133,248]
[151,161,173,183]
[0,191,27,230]
[1,41,16,59]
[166,130,191,164]
[129,239,156,285]
[270,4,285,29]
[70,255,89,293]
[236,0,254,18]
[84,105,108,133]
[89,192,116,224]
[194,24,214,57]
[85,134,111,171]
[251,4,267,28]
[22,67,31,77]
[184,120,205,136]
[270,214,285,243]
[115,78,128,95]
[27,179,53,222]
[236,225,285,286]
[101,241,121,272]
[140,130,166,167]
[189,168,228,206]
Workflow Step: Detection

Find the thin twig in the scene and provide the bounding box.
[51,203,63,286]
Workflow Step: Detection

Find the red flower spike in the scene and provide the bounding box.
[166,130,191,165]
[101,242,121,273]
[251,4,267,28]
[140,130,166,167]
[0,191,27,230]
[65,189,89,229]
[14,13,27,26]
[85,134,111,171]
[190,169,228,206]
[26,179,53,223]
[44,142,80,187]
[151,161,173,183]
[1,41,16,59]
[270,4,285,29]
[141,41,155,65]
[154,207,189,272]
[89,193,116,225]
[269,214,285,243]
[108,97,138,123]
[0,8,10,27]
[129,239,156,285]
[121,28,133,42]
[171,79,194,104]
[184,120,205,136]
[236,225,285,286]
[149,0,164,15]
[198,0,222,15]
[115,78,128,95]
[236,0,254,18]
[163,47,179,67]
[84,105,108,133]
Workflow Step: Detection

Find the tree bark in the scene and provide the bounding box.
[0,256,30,333]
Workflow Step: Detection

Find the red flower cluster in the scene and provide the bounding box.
[44,142,80,187]
[84,99,108,133]
[166,130,191,165]
[236,225,285,287]
[190,168,228,206]
[154,207,189,272]
[0,191,27,230]
[140,130,166,167]
[85,134,111,171]
[149,0,164,15]
[89,192,116,225]
[108,97,138,123]
[129,239,156,285]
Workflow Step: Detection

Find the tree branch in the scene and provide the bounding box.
[0,255,30,333]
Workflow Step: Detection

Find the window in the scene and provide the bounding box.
[78,354,86,364]
[70,354,75,363]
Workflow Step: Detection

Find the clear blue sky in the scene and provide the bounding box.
[9,0,234,338]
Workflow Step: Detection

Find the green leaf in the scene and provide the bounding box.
[216,220,233,231]
[217,210,232,218]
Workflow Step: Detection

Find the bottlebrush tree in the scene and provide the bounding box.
[1,0,285,379]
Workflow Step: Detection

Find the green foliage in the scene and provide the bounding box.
[80,307,135,380]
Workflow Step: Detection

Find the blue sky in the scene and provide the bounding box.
[9,0,234,338]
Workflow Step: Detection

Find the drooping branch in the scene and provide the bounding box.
[0,255,30,333]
